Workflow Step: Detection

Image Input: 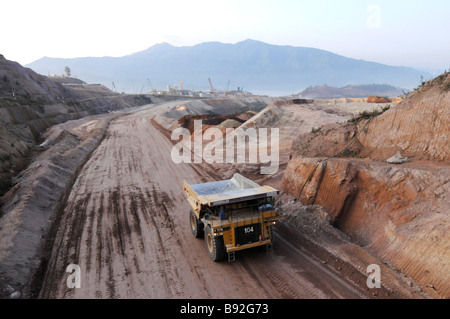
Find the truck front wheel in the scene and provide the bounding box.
[189,209,204,238]
[204,225,225,261]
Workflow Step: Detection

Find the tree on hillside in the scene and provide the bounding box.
[64,66,71,78]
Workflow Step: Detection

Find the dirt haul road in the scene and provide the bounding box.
[37,101,374,299]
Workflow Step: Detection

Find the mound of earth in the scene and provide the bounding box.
[217,119,242,129]
[367,96,391,103]
[177,113,244,133]
[360,73,450,161]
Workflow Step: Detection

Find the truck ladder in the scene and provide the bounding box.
[265,224,273,254]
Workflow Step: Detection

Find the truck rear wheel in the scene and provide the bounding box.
[204,225,225,262]
[189,209,204,238]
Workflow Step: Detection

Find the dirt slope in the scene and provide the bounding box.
[0,55,161,196]
[359,72,450,161]
[283,72,450,298]
[0,54,74,103]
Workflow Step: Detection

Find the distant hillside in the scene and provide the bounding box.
[300,84,404,99]
[0,54,77,103]
[26,40,430,95]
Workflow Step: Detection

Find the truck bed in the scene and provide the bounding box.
[184,173,279,209]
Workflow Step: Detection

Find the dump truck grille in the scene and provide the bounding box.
[235,223,261,245]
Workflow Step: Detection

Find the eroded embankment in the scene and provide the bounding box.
[283,157,449,298]
[0,114,116,298]
[276,196,425,299]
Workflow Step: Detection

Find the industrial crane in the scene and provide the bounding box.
[208,78,216,97]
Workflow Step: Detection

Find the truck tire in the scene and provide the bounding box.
[189,209,204,238]
[204,225,225,262]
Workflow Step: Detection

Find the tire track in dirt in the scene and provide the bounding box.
[95,192,104,281]
[273,232,369,298]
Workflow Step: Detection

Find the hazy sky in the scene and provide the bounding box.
[1,0,449,72]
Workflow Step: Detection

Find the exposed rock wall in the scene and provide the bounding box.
[283,157,449,298]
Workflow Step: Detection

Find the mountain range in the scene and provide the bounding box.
[26,39,430,96]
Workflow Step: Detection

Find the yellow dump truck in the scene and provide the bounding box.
[183,173,281,262]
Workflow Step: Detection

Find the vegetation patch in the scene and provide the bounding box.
[348,105,391,123]
[311,126,322,134]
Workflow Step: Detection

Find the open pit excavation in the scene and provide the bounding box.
[27,101,382,299]
[1,95,427,300]
[1,73,448,300]
[2,0,450,303]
